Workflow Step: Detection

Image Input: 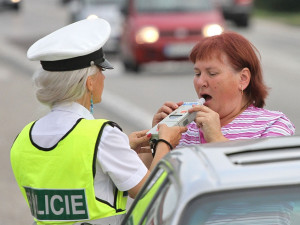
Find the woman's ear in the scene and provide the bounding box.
[239,67,251,90]
[86,76,94,92]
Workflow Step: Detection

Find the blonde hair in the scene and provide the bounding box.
[33,66,98,107]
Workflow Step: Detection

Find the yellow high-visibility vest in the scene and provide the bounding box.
[11,119,127,224]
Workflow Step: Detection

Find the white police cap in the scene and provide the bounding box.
[27,18,114,71]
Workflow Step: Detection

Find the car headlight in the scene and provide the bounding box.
[202,24,224,37]
[86,15,99,20]
[136,26,159,44]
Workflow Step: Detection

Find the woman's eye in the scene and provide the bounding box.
[194,72,201,77]
[101,68,106,71]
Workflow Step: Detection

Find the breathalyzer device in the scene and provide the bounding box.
[147,98,205,140]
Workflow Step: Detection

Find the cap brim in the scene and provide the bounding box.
[97,58,114,70]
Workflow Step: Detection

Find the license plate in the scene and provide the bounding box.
[164,42,196,58]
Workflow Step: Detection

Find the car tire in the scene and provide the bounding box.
[235,14,249,27]
[122,59,140,73]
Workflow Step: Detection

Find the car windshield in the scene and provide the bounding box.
[136,0,213,13]
[180,185,300,225]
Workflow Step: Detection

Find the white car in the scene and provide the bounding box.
[66,0,124,53]
[122,136,300,225]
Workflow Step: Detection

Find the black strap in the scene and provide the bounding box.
[41,48,105,71]
[151,139,173,157]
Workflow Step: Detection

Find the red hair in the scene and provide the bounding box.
[189,32,269,108]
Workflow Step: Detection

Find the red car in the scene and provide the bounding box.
[120,0,225,72]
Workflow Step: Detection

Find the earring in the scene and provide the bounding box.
[241,85,244,96]
[90,93,94,114]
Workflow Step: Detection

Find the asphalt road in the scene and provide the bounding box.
[1,0,300,224]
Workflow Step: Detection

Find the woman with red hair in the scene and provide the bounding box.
[153,32,295,145]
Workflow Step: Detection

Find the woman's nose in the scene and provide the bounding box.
[195,75,208,89]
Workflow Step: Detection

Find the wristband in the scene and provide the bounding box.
[151,139,173,157]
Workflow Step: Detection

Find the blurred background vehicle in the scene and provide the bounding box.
[120,0,225,73]
[122,136,300,225]
[0,0,21,11]
[215,0,253,27]
[63,0,124,53]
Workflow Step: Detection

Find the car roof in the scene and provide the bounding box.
[161,136,300,214]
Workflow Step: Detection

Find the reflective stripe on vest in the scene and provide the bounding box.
[11,119,127,224]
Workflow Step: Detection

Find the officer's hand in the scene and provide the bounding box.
[128,129,152,153]
[158,124,187,148]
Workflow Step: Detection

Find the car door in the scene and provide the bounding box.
[122,163,179,225]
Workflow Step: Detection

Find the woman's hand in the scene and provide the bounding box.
[128,130,152,153]
[152,101,184,127]
[189,105,227,143]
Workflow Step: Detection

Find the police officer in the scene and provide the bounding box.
[10,18,187,225]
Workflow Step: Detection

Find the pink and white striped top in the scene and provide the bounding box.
[178,105,295,146]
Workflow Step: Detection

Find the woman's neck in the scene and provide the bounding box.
[220,99,250,127]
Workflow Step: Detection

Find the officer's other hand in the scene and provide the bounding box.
[158,124,187,148]
[129,129,151,153]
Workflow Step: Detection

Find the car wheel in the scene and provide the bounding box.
[122,59,140,73]
[13,3,20,11]
[235,14,249,27]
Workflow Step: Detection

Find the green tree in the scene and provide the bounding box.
[255,0,300,12]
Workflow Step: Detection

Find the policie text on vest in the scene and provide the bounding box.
[24,187,89,221]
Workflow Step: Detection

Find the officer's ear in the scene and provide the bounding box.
[86,75,94,92]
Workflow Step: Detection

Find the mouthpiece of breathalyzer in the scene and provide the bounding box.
[198,97,205,105]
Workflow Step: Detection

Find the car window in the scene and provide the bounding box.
[123,165,179,225]
[136,0,213,13]
[179,184,300,225]
[82,0,123,5]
